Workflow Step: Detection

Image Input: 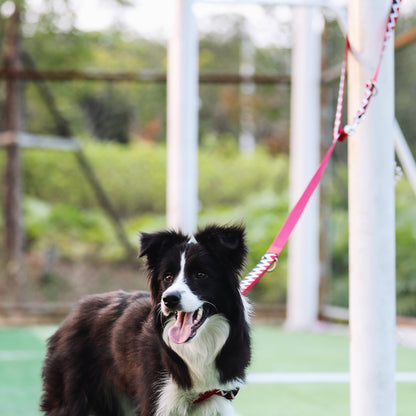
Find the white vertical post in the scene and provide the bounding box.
[167,0,198,234]
[348,1,396,416]
[239,27,256,154]
[285,5,322,330]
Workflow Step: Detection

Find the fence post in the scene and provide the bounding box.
[348,1,396,415]
[239,24,256,154]
[2,9,24,295]
[167,0,198,234]
[286,4,323,329]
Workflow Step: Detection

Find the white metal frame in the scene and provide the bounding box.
[167,2,416,414]
[166,0,348,235]
[348,2,396,415]
[167,0,199,234]
[285,3,322,330]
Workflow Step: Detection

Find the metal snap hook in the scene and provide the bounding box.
[344,124,356,136]
[371,81,379,96]
[267,258,278,273]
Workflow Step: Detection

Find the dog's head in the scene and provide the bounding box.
[139,225,247,344]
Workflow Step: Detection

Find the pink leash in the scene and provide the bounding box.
[240,0,402,296]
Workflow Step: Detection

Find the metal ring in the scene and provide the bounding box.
[372,81,379,97]
[344,124,355,136]
[267,258,278,273]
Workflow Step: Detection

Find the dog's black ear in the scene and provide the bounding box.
[139,230,188,271]
[195,225,248,274]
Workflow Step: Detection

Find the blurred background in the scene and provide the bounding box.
[0,0,415,321]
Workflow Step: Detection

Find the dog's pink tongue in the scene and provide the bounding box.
[169,311,193,344]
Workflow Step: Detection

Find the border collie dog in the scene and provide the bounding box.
[41,225,251,416]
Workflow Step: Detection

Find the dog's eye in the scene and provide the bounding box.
[196,272,208,279]
[164,274,174,283]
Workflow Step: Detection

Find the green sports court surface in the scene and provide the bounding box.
[0,325,415,415]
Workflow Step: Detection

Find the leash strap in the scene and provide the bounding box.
[240,140,337,295]
[240,0,402,296]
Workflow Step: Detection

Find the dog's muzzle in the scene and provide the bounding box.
[162,292,208,344]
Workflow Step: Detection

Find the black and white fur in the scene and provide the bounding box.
[41,225,251,416]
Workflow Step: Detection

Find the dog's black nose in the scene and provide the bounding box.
[163,292,181,309]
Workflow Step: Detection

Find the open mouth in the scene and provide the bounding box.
[168,306,207,344]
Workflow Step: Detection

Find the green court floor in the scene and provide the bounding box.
[0,325,415,415]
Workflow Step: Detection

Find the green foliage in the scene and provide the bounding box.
[2,6,295,145]
[242,191,289,304]
[326,174,416,315]
[396,13,416,156]
[20,140,289,218]
[2,140,416,312]
[395,178,416,316]
[24,197,111,259]
[80,89,135,143]
[20,141,166,215]
[199,138,288,208]
[20,26,167,140]
[197,190,290,304]
[16,140,291,265]
[1,4,416,312]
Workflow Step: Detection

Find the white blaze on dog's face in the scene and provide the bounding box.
[161,252,203,315]
[162,248,207,345]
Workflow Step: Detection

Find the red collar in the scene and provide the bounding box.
[192,388,240,404]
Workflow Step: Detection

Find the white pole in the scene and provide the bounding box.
[348,1,396,416]
[239,26,256,154]
[285,4,322,330]
[167,0,199,234]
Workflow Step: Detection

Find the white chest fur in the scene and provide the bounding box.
[156,314,243,416]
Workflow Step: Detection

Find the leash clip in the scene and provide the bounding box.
[369,80,378,96]
[267,258,278,273]
[343,124,356,136]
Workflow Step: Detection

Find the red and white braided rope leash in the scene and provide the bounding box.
[240,0,402,296]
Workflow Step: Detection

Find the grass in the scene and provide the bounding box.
[0,325,415,415]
